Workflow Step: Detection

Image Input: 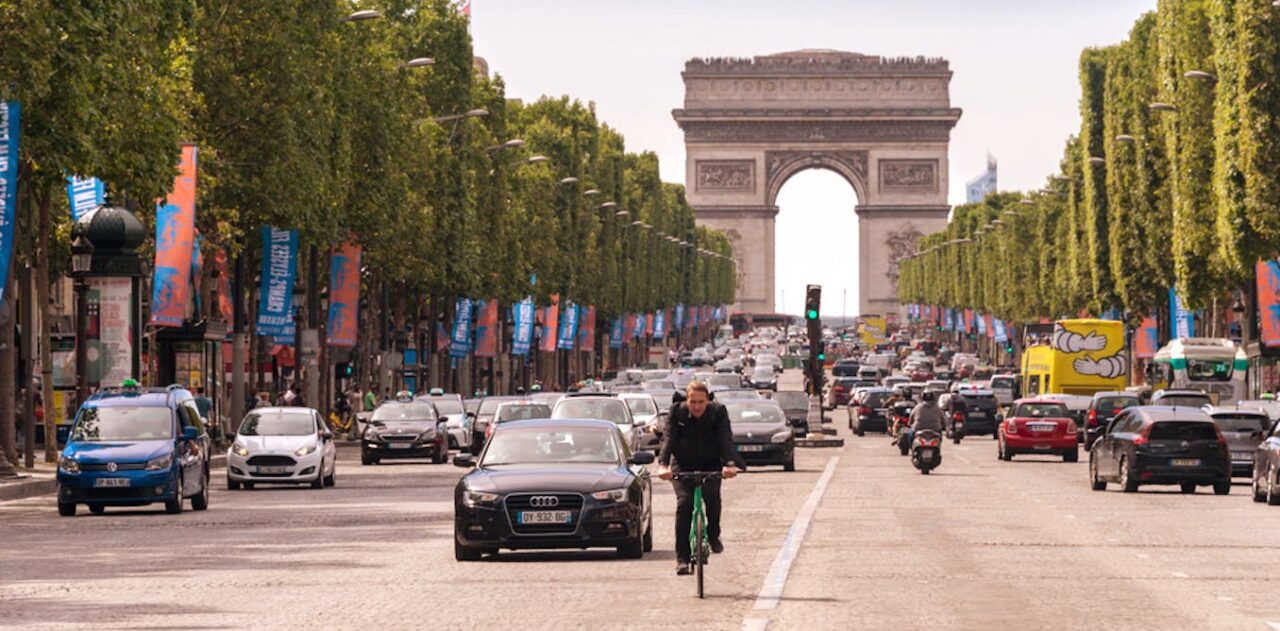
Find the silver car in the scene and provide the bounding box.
[419,393,469,451]
[619,392,663,451]
[1206,406,1271,477]
[552,395,641,452]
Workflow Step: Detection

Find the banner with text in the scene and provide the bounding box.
[66,175,104,221]
[557,302,578,351]
[255,226,299,338]
[0,101,17,304]
[450,297,474,358]
[511,299,535,356]
[1169,288,1195,339]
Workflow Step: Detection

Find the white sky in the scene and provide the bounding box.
[471,0,1157,313]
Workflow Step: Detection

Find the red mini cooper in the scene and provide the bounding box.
[998,399,1080,462]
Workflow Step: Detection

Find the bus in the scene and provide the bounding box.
[1147,338,1247,405]
[1021,319,1127,397]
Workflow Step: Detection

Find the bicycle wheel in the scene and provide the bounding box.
[695,512,705,599]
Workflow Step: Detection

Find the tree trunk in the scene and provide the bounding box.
[37,190,55,462]
[0,264,17,469]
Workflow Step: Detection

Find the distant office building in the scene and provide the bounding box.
[966,154,997,204]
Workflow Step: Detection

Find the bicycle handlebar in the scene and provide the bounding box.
[671,470,726,480]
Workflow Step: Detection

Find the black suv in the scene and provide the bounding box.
[1085,392,1141,449]
[947,390,1000,437]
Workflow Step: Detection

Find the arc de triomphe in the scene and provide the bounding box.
[673,49,961,317]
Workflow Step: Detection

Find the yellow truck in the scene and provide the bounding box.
[1021,319,1127,397]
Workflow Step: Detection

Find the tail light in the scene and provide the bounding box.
[1007,421,1017,434]
[1214,426,1228,449]
[1087,409,1099,427]
[486,424,494,439]
[834,385,846,393]
[1133,422,1151,446]
[953,412,964,422]
[924,440,939,447]
[1066,420,1078,435]
[858,406,873,415]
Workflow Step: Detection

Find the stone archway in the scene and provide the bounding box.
[673,49,961,317]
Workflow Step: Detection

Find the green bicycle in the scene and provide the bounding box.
[675,470,722,598]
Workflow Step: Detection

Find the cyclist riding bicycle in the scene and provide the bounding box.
[657,380,745,576]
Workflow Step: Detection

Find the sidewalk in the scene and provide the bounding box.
[0,441,364,504]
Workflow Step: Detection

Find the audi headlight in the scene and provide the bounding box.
[58,456,80,474]
[771,431,793,444]
[591,488,629,503]
[295,444,317,457]
[463,490,499,507]
[231,444,250,457]
[145,453,173,471]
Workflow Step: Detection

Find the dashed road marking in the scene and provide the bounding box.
[1135,553,1151,559]
[752,456,840,611]
[1172,572,1189,578]
[743,619,769,631]
[1065,514,1077,520]
[1266,622,1280,630]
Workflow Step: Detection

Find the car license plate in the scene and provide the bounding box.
[918,448,934,457]
[1033,444,1052,450]
[389,443,413,449]
[1172,458,1201,467]
[519,510,571,525]
[969,412,986,418]
[738,444,764,452]
[1029,423,1055,432]
[254,466,289,474]
[94,478,130,488]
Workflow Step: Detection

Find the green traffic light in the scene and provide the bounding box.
[806,309,818,320]
[817,353,826,361]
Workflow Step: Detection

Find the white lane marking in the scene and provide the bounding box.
[859,444,879,449]
[752,456,840,611]
[743,619,769,631]
[1218,596,1234,602]
[1266,622,1280,630]
[1135,553,1151,559]
[1172,572,1189,578]
[1065,514,1077,520]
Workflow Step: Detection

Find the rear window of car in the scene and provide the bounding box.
[1015,403,1068,418]
[1211,414,1269,433]
[773,392,807,410]
[863,392,890,407]
[1148,421,1219,441]
[960,394,997,408]
[1096,397,1140,414]
[990,377,1015,389]
[1154,395,1212,408]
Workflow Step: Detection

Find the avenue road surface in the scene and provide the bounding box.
[3,371,1280,630]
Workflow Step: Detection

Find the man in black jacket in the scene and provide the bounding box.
[657,381,746,575]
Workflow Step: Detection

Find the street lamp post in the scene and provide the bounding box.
[70,234,94,406]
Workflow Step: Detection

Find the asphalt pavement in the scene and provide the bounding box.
[4,371,1280,630]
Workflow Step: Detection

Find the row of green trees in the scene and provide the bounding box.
[899,2,1280,328]
[0,0,734,468]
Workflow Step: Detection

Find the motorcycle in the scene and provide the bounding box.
[947,412,964,445]
[911,429,942,474]
[890,402,915,455]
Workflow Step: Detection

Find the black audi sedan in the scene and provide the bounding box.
[1089,406,1231,494]
[452,419,654,561]
[726,400,796,471]
[361,396,447,465]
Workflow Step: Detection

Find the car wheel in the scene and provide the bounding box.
[191,471,210,511]
[1063,448,1079,463]
[854,419,864,437]
[165,475,185,514]
[1269,466,1280,505]
[227,476,241,491]
[643,512,654,552]
[1089,456,1106,491]
[999,440,1012,462]
[361,452,377,466]
[1213,480,1231,496]
[57,502,76,517]
[1180,482,1196,494]
[310,461,325,489]
[784,454,796,472]
[88,505,105,515]
[1120,458,1139,493]
[454,538,482,562]
[323,463,336,487]
[432,443,447,465]
[617,533,644,559]
[1253,470,1266,503]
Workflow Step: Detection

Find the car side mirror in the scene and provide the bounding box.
[453,454,476,468]
[226,432,236,441]
[182,426,198,441]
[321,430,333,441]
[466,412,477,420]
[629,451,655,465]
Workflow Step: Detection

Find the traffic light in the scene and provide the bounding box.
[335,362,353,381]
[805,285,822,321]
[816,340,826,362]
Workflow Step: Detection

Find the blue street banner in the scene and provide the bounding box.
[945,309,956,331]
[276,308,297,346]
[450,297,474,358]
[609,318,624,349]
[631,312,645,339]
[66,175,104,221]
[1169,288,1195,339]
[557,302,579,350]
[675,303,686,330]
[993,319,1008,343]
[255,226,299,338]
[653,310,666,340]
[578,306,596,352]
[511,298,535,356]
[190,232,203,314]
[0,101,17,305]
[976,312,988,336]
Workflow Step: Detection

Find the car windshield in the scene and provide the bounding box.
[71,406,172,442]
[372,402,436,422]
[553,399,629,425]
[495,404,552,423]
[707,374,741,388]
[990,378,1015,389]
[624,397,657,416]
[755,368,775,378]
[1096,397,1140,414]
[238,412,314,436]
[1155,395,1212,408]
[773,392,808,410]
[428,398,464,415]
[1212,414,1269,433]
[1016,403,1068,418]
[483,427,620,465]
[1186,358,1234,381]
[1149,421,1218,441]
[727,404,785,424]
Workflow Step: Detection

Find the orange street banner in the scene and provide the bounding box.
[150,144,197,327]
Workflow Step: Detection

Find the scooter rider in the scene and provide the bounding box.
[904,390,946,448]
